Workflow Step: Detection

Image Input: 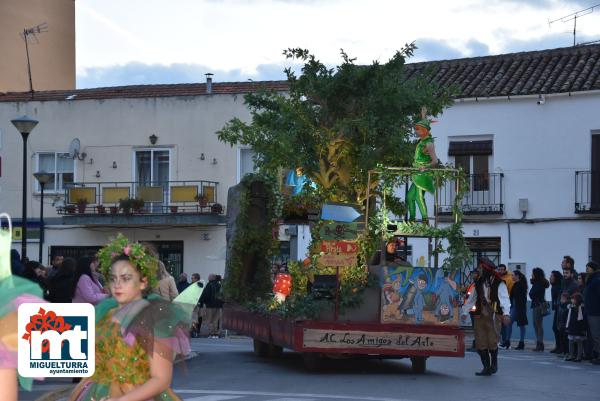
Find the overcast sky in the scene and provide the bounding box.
[76,0,600,88]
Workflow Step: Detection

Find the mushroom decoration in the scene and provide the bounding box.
[273,273,292,303]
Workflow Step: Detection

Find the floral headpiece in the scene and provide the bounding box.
[97,233,159,288]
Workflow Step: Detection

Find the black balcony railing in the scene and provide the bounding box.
[57,180,223,215]
[437,173,504,215]
[575,171,600,213]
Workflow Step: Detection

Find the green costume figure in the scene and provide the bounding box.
[407,118,438,224]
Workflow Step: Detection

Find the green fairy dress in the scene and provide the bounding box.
[69,295,191,401]
[0,213,44,390]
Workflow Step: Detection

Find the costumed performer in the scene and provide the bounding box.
[69,233,191,401]
[0,213,45,401]
[461,257,511,376]
[407,117,438,224]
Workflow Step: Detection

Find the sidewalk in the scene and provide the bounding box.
[463,329,556,352]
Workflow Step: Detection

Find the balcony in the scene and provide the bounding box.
[57,180,225,226]
[575,171,600,213]
[436,173,504,215]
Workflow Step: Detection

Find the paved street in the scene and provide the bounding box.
[23,337,599,401]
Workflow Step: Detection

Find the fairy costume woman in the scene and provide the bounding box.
[69,234,191,401]
[0,213,45,401]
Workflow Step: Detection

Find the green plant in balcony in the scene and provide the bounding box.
[76,198,88,213]
[194,193,208,207]
[119,197,144,214]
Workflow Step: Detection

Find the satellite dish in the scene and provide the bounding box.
[68,138,80,159]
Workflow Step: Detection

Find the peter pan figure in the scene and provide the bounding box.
[407,118,438,224]
[412,274,428,323]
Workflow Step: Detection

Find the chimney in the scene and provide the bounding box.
[205,73,214,94]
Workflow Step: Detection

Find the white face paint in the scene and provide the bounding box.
[109,260,147,307]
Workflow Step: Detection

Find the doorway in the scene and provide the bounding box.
[135,149,170,212]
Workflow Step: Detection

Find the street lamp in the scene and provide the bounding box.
[33,171,53,264]
[11,115,38,262]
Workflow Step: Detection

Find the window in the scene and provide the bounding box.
[238,148,257,181]
[35,152,74,192]
[449,140,492,191]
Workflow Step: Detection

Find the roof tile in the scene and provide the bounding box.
[1,44,599,103]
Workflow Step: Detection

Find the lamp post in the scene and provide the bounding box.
[11,115,38,262]
[33,171,53,264]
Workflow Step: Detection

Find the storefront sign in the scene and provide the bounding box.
[302,328,458,353]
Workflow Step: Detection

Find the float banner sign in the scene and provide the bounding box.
[318,240,358,267]
[303,328,458,353]
[319,222,361,240]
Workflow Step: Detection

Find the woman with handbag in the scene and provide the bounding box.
[529,267,550,351]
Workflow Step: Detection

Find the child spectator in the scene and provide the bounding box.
[565,293,587,362]
[557,292,570,356]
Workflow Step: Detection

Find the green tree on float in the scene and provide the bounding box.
[217,44,455,205]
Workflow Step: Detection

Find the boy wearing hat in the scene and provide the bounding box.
[407,118,438,225]
[462,258,511,376]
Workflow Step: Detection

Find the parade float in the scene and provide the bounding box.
[217,46,469,372]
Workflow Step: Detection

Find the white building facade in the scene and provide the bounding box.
[1,44,599,284]
[0,81,286,279]
[405,44,600,278]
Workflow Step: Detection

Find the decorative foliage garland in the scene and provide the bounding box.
[223,173,282,304]
[369,164,471,276]
[97,233,159,288]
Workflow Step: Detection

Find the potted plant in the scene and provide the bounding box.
[97,204,106,214]
[120,197,145,214]
[211,202,223,214]
[131,198,145,213]
[170,205,179,213]
[76,198,88,214]
[119,198,133,214]
[195,194,208,208]
[110,206,119,214]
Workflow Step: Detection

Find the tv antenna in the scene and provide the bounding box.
[549,4,600,46]
[20,22,48,98]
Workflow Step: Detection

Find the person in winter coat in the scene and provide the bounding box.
[565,293,587,362]
[22,261,47,291]
[549,270,563,353]
[72,257,108,305]
[198,274,224,338]
[176,273,190,294]
[557,292,570,356]
[508,270,529,350]
[584,261,600,365]
[561,259,579,297]
[529,267,550,351]
[152,261,179,301]
[45,257,76,303]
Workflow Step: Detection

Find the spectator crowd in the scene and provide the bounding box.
[490,256,600,365]
[10,248,225,339]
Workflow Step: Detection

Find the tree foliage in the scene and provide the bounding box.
[217,44,455,203]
